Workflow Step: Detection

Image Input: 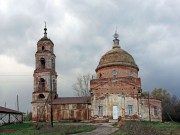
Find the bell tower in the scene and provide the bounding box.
[32,24,58,122]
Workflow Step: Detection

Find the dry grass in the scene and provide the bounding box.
[112,121,180,135]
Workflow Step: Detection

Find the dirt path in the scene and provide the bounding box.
[72,123,119,135]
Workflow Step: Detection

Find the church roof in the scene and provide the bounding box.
[96,32,138,71]
[38,36,54,44]
[52,97,91,104]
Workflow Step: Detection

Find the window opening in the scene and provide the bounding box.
[128,105,133,115]
[154,106,158,116]
[98,106,103,116]
[113,69,117,77]
[39,78,45,91]
[40,58,45,69]
[99,73,102,78]
[130,71,133,77]
[42,46,45,51]
[38,94,45,99]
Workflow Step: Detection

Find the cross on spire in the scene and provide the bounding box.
[44,21,47,37]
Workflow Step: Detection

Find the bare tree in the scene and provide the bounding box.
[73,73,91,97]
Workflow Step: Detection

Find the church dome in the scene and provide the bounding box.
[96,32,138,71]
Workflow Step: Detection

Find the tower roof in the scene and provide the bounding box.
[38,23,54,44]
[96,32,138,71]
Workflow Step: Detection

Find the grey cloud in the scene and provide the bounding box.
[0,0,180,112]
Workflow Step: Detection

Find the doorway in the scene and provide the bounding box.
[113,106,118,119]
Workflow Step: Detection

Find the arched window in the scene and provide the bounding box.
[99,73,102,78]
[39,78,45,91]
[42,46,45,51]
[38,94,45,99]
[40,58,45,69]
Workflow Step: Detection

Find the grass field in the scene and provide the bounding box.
[112,121,180,135]
[0,122,95,135]
[0,121,179,135]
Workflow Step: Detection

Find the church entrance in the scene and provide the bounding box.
[113,106,118,119]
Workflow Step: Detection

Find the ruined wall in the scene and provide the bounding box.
[141,98,162,122]
[52,104,91,120]
[90,77,141,96]
[32,103,48,122]
[91,94,141,120]
[32,103,91,122]
[91,93,162,121]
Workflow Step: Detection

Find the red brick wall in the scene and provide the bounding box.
[96,66,138,79]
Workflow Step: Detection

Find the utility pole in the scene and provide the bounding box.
[17,95,19,111]
[5,102,6,108]
[148,92,151,122]
[137,93,139,115]
[50,73,53,127]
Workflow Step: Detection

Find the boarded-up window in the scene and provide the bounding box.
[154,106,158,116]
[128,105,133,115]
[98,106,103,116]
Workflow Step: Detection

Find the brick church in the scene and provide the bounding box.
[32,26,162,122]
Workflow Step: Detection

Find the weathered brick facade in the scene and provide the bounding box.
[32,26,58,122]
[32,28,162,122]
[90,32,162,121]
[32,27,90,122]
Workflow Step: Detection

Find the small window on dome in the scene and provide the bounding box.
[113,69,117,77]
[130,71,133,77]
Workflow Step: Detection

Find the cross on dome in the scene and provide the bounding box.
[113,30,120,48]
[113,29,119,39]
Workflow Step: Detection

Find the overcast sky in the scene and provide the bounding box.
[0,0,180,113]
